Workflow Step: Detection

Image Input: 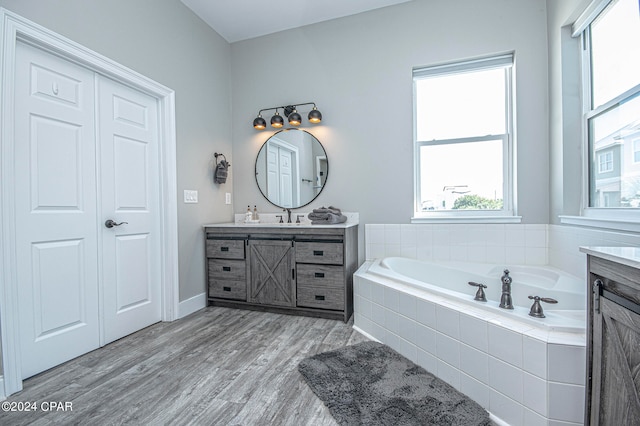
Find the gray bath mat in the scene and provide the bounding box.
[298,341,491,426]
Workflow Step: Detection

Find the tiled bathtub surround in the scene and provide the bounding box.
[353,267,586,425]
[358,223,638,425]
[365,223,640,280]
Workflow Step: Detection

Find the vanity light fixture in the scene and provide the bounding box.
[252,102,322,130]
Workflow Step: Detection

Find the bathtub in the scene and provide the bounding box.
[368,257,585,332]
[353,257,587,425]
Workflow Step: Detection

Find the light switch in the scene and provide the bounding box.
[184,190,198,203]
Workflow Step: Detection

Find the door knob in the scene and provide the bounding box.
[105,219,128,228]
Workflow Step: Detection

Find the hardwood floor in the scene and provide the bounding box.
[0,307,368,425]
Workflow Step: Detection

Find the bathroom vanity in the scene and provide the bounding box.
[581,247,640,426]
[204,223,358,322]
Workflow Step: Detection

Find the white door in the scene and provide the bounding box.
[97,76,161,344]
[278,149,294,207]
[266,143,279,203]
[14,42,162,378]
[265,141,295,208]
[14,42,101,378]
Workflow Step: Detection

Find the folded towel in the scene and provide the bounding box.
[308,206,344,221]
[310,211,347,225]
[311,206,342,215]
[308,207,345,223]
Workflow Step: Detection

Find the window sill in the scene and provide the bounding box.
[411,215,522,224]
[559,215,640,233]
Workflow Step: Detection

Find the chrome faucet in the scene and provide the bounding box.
[499,269,513,309]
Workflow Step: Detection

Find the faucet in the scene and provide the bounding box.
[499,269,513,309]
[284,208,292,223]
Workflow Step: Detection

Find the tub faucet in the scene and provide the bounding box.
[499,269,514,309]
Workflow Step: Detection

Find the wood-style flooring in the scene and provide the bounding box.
[0,307,368,425]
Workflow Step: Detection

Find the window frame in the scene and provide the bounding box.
[577,0,640,222]
[411,53,518,223]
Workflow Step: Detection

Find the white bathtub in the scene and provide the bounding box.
[353,257,587,425]
[368,257,585,333]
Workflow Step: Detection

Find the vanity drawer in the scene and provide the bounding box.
[296,264,343,288]
[209,279,247,301]
[208,259,246,281]
[295,241,343,265]
[206,238,245,259]
[297,284,344,310]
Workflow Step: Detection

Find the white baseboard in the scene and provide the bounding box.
[351,325,381,343]
[178,292,207,319]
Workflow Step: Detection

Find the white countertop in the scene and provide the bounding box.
[204,211,358,229]
[579,246,640,269]
[203,221,357,229]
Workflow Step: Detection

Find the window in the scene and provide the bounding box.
[580,0,640,210]
[598,151,613,173]
[412,54,515,221]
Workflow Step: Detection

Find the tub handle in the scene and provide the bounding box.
[468,281,487,302]
[527,295,558,318]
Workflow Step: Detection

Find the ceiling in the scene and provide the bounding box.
[180,0,414,43]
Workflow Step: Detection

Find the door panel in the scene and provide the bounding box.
[15,41,100,379]
[32,240,87,338]
[98,75,161,344]
[115,234,152,312]
[248,240,295,307]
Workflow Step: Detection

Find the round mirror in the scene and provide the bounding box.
[255,129,328,209]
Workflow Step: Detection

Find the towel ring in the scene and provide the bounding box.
[214,152,229,166]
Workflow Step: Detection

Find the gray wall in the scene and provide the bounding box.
[546,0,590,223]
[231,0,551,225]
[0,0,233,301]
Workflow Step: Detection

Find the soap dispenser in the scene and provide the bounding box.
[245,205,252,223]
[252,205,259,221]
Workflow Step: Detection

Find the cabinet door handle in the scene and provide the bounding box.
[315,295,325,301]
[223,286,231,292]
[593,279,603,314]
[222,266,231,272]
[314,272,325,278]
[292,269,295,280]
[220,247,229,252]
[313,250,324,256]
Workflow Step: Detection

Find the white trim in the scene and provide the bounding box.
[572,0,611,37]
[178,292,207,319]
[559,215,640,233]
[0,8,179,397]
[0,377,5,401]
[411,215,522,224]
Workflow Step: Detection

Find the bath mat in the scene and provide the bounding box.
[298,341,491,426]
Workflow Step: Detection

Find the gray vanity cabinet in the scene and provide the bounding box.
[204,224,358,322]
[586,255,640,425]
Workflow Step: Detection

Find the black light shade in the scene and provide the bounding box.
[270,111,284,128]
[253,115,266,130]
[288,110,302,126]
[308,107,322,124]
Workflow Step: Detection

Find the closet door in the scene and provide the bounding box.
[14,41,100,378]
[97,76,162,344]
